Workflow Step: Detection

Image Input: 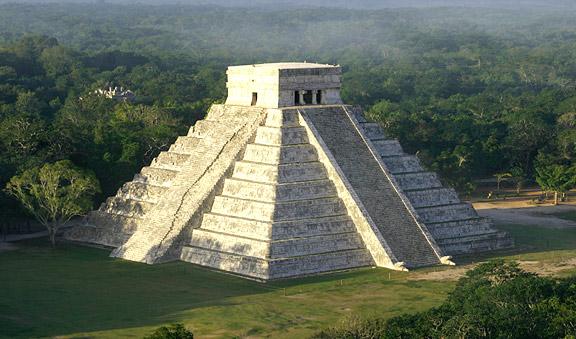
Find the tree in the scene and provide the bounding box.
[510,167,526,195]
[0,112,47,160]
[535,164,576,205]
[4,160,100,246]
[315,261,576,339]
[145,324,194,339]
[494,172,512,191]
[310,315,387,339]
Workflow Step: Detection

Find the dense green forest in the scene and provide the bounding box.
[1,3,576,220]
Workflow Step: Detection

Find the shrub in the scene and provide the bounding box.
[144,323,193,339]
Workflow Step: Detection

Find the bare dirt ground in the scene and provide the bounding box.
[410,258,576,281]
[474,200,576,229]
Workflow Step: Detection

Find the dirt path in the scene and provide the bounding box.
[474,201,576,229]
[410,258,576,281]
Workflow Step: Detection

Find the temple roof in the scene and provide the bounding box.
[228,62,338,70]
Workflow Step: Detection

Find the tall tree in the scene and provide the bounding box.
[494,172,512,191]
[535,164,576,205]
[4,160,100,246]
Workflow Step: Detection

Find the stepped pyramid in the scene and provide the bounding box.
[66,62,512,280]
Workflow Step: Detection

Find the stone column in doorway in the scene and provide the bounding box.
[299,90,306,105]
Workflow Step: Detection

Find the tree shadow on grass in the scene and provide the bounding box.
[0,238,379,338]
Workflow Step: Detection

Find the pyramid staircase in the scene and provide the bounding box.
[66,128,204,247]
[66,105,267,261]
[180,109,374,280]
[344,106,513,255]
[301,106,446,269]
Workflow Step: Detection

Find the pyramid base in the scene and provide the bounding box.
[180,246,374,281]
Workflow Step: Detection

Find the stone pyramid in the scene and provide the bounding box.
[66,62,512,280]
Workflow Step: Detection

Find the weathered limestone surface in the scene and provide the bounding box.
[180,109,374,279]
[226,63,342,108]
[111,105,266,263]
[66,104,267,262]
[300,106,444,268]
[347,106,514,255]
[67,62,512,280]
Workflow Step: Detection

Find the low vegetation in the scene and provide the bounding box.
[314,260,576,338]
[145,324,194,339]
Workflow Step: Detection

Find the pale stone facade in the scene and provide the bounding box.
[66,62,512,280]
[225,63,343,108]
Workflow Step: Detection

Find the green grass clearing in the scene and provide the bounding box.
[2,221,576,338]
[0,239,451,338]
[545,210,576,223]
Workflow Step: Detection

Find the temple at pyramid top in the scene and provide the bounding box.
[225,62,343,108]
[66,61,513,280]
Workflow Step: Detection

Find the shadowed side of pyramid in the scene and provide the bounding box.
[344,106,513,256]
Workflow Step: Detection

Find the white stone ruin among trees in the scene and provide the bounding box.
[66,62,513,280]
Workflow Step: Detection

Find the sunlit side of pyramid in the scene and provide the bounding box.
[66,62,512,280]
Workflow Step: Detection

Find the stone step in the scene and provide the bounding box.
[416,203,478,224]
[274,197,347,221]
[210,196,347,222]
[84,210,140,238]
[267,249,373,280]
[359,122,386,140]
[372,139,404,157]
[426,218,497,240]
[190,229,270,258]
[437,231,513,255]
[404,188,460,208]
[135,167,179,187]
[190,229,365,259]
[187,120,222,137]
[348,106,368,123]
[181,245,270,280]
[242,144,318,164]
[210,196,275,221]
[393,172,443,191]
[232,161,327,184]
[200,213,356,241]
[180,246,373,280]
[151,151,191,171]
[271,215,356,240]
[117,181,168,203]
[254,126,309,146]
[100,196,154,218]
[222,178,337,202]
[169,136,201,154]
[199,213,273,241]
[381,155,423,174]
[269,232,365,259]
[264,109,300,128]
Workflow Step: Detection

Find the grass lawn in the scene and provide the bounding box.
[0,239,451,339]
[548,210,576,223]
[2,220,576,338]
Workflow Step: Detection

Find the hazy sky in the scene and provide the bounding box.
[1,0,575,10]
